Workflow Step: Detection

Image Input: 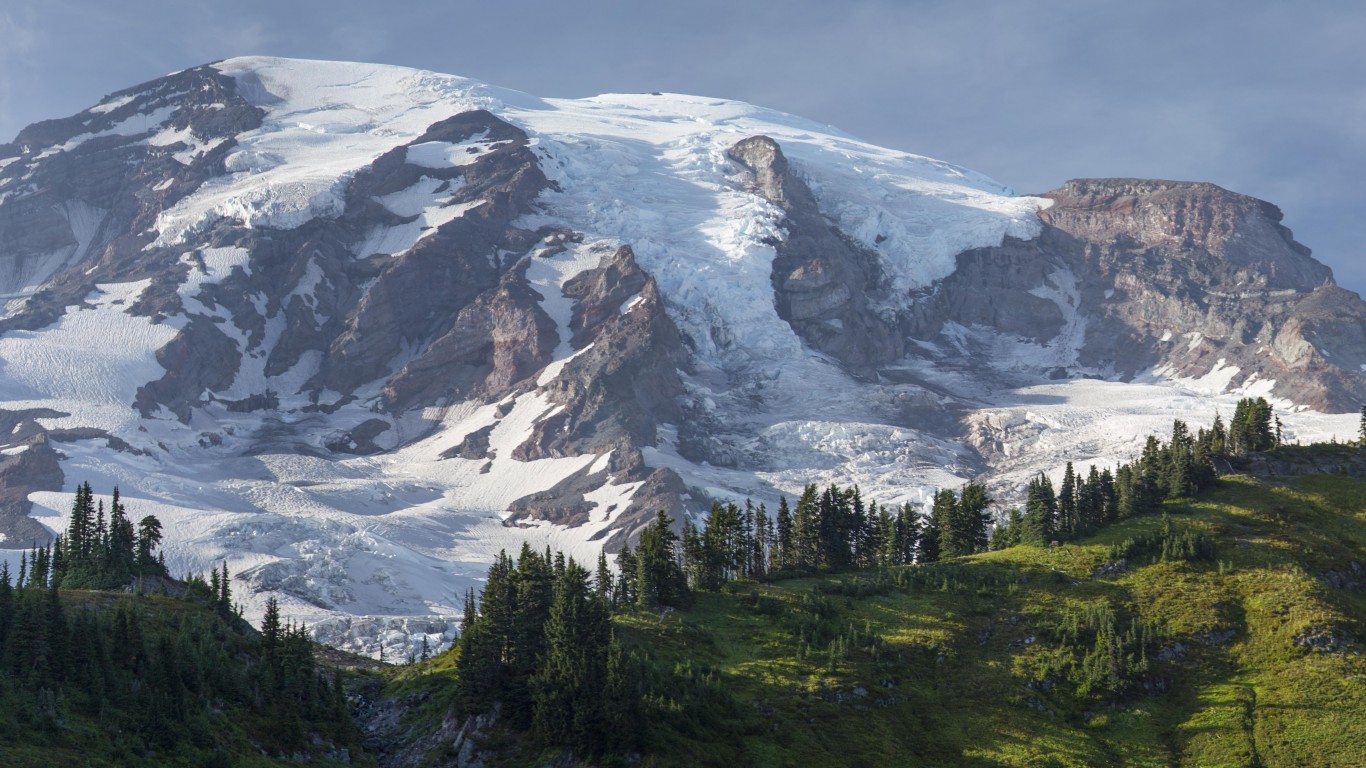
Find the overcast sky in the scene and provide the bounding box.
[2,1,1362,293]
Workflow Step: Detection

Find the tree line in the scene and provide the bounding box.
[0,485,356,764]
[995,396,1283,547]
[16,483,171,592]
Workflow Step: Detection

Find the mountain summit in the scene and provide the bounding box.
[0,57,1359,655]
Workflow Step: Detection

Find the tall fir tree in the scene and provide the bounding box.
[774,495,794,571]
[1058,463,1078,538]
[532,559,611,756]
[1022,473,1057,546]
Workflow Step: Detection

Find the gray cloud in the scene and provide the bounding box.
[2,0,1362,293]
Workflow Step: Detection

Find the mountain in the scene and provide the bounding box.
[0,57,1360,655]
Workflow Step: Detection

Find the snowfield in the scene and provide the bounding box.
[0,57,1356,658]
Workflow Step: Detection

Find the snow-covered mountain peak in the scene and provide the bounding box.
[0,58,1361,659]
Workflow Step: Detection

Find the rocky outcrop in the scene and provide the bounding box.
[904,178,1366,411]
[326,111,553,397]
[1229,445,1366,480]
[521,247,688,460]
[728,136,902,374]
[0,435,64,545]
[503,246,695,541]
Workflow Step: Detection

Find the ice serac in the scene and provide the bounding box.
[727,136,901,373]
[907,178,1366,412]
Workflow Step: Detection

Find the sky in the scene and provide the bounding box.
[1,0,1363,293]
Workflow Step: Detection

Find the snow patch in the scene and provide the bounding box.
[88,95,135,115]
[1026,267,1087,367]
[357,176,480,256]
[148,124,229,164]
[36,104,177,159]
[406,137,510,168]
[0,280,175,438]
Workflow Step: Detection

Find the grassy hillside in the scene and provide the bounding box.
[390,472,1366,767]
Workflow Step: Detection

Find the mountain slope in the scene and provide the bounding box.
[0,57,1361,654]
[374,468,1366,767]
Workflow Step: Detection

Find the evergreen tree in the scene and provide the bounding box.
[137,516,164,570]
[1230,397,1275,453]
[594,551,613,605]
[1099,468,1118,524]
[928,489,959,558]
[505,545,554,726]
[261,596,283,655]
[1022,473,1057,546]
[872,503,895,566]
[635,512,690,608]
[532,559,611,756]
[918,504,941,564]
[1001,508,1024,549]
[894,503,920,565]
[456,551,515,713]
[1165,420,1198,498]
[1081,464,1104,532]
[218,561,232,612]
[774,495,793,571]
[614,543,638,607]
[600,638,643,753]
[956,483,993,555]
[1210,413,1228,455]
[1058,463,1078,538]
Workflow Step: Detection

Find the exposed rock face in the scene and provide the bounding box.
[0,64,263,331]
[0,435,64,545]
[727,136,902,373]
[904,178,1366,411]
[505,246,694,544]
[1042,179,1331,291]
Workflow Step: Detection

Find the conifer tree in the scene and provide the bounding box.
[1058,463,1078,538]
[873,503,895,566]
[1008,506,1022,546]
[137,516,164,570]
[261,596,283,654]
[1022,473,1057,545]
[928,489,958,558]
[1099,468,1118,523]
[956,483,993,555]
[750,502,768,577]
[792,484,819,570]
[774,495,794,571]
[532,559,610,756]
[219,561,232,612]
[894,502,920,565]
[594,551,613,604]
[1210,412,1228,455]
[614,543,637,606]
[635,511,689,608]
